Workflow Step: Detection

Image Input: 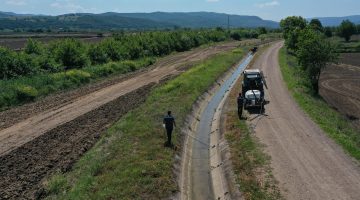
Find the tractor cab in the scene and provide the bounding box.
[242,69,264,94]
[242,69,268,110]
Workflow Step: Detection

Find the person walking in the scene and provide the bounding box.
[163,111,176,147]
[237,93,244,119]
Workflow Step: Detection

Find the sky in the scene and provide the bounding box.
[1,0,360,21]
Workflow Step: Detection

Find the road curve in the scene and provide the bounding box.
[249,42,360,200]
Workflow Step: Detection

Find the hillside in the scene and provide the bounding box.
[104,12,279,28]
[310,15,360,26]
[0,11,279,31]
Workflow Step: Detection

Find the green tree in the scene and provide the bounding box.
[324,27,333,37]
[309,19,323,32]
[357,24,360,34]
[24,39,44,55]
[51,39,90,69]
[280,16,307,51]
[230,31,241,41]
[258,27,267,35]
[88,44,109,64]
[337,20,356,42]
[296,28,338,93]
[100,38,128,61]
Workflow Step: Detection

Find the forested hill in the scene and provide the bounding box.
[309,15,360,26]
[0,11,279,31]
[104,12,279,28]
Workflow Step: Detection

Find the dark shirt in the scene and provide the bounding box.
[163,115,175,129]
[237,96,244,106]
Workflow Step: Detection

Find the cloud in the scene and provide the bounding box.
[50,0,99,13]
[6,0,27,6]
[255,1,280,8]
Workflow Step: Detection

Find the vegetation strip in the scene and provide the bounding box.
[279,47,360,160]
[0,29,234,110]
[45,46,248,199]
[0,57,154,111]
[223,46,282,200]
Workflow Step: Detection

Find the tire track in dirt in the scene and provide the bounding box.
[248,42,360,200]
[320,79,360,101]
[320,63,360,129]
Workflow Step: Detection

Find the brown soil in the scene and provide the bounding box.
[247,42,360,200]
[0,41,244,200]
[0,83,154,199]
[339,53,360,66]
[320,62,360,130]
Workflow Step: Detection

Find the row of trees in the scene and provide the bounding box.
[0,29,232,79]
[308,19,360,42]
[0,27,270,80]
[280,16,338,93]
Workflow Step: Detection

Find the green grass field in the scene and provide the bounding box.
[279,47,360,160]
[45,47,248,200]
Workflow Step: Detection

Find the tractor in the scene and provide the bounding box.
[241,69,268,110]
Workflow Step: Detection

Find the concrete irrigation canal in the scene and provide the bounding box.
[180,53,253,200]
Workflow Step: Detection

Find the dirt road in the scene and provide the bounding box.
[248,42,360,200]
[0,41,246,199]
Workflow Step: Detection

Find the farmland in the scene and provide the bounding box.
[0,26,271,199]
[1,6,359,200]
[320,54,360,130]
[0,33,105,50]
[319,34,360,130]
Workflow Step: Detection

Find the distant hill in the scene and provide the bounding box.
[0,11,34,18]
[103,12,279,28]
[0,11,279,31]
[309,15,360,26]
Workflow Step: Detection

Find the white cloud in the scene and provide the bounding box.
[6,0,27,6]
[50,0,98,13]
[255,1,280,8]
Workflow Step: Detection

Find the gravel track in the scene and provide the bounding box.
[248,42,360,200]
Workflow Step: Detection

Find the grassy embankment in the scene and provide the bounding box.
[45,46,248,199]
[0,57,154,111]
[224,45,282,200]
[279,47,360,160]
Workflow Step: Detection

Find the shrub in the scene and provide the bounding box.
[0,47,15,79]
[14,85,38,102]
[0,48,39,79]
[24,39,44,55]
[99,38,125,61]
[51,39,90,69]
[88,44,109,64]
[230,32,241,41]
[35,54,62,73]
[65,70,92,84]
